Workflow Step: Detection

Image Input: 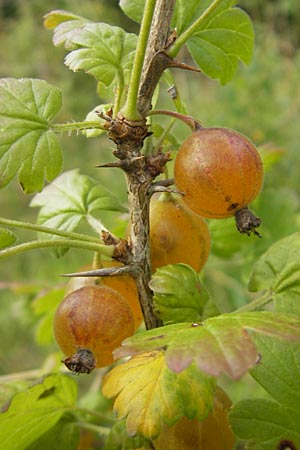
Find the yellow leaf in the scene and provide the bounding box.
[102,350,216,439]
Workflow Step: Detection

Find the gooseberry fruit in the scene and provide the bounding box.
[153,386,236,450]
[66,260,143,330]
[53,285,135,373]
[150,193,210,272]
[174,127,263,236]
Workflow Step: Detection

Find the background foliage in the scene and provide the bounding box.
[0,0,300,444]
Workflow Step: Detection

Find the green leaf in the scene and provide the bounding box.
[150,264,219,324]
[32,287,65,345]
[249,233,300,314]
[119,0,145,23]
[43,9,88,30]
[0,374,77,450]
[63,23,138,86]
[83,103,112,138]
[229,336,300,449]
[230,398,300,450]
[30,169,126,255]
[44,10,91,49]
[173,0,236,35]
[0,78,63,193]
[186,7,254,84]
[0,227,17,249]
[27,419,79,450]
[114,312,300,380]
[105,420,149,450]
[103,351,216,439]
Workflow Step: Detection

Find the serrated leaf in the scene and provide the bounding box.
[230,398,300,450]
[43,9,87,30]
[114,312,300,380]
[30,169,126,256]
[186,8,254,84]
[0,227,17,249]
[249,233,300,314]
[230,336,300,449]
[32,287,65,345]
[63,23,137,86]
[0,78,63,193]
[251,337,300,411]
[119,0,145,23]
[0,374,77,450]
[103,351,216,439]
[150,264,219,324]
[44,10,90,49]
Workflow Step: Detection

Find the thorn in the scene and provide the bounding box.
[61,265,136,278]
[168,59,201,73]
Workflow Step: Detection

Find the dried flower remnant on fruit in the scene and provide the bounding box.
[63,349,96,374]
[235,208,262,237]
[277,440,298,450]
[54,285,135,371]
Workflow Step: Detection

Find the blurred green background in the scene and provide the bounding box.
[0,0,300,379]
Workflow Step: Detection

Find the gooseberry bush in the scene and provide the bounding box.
[1,1,300,449]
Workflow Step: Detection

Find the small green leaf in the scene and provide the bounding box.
[0,374,77,450]
[63,23,137,86]
[30,169,126,255]
[249,233,300,314]
[119,0,145,23]
[44,10,90,49]
[150,264,219,324]
[187,8,254,84]
[83,104,112,138]
[0,78,62,193]
[43,9,87,30]
[32,287,65,345]
[103,351,216,439]
[115,312,300,380]
[0,227,17,249]
[229,336,300,449]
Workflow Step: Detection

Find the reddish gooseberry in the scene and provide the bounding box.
[174,127,263,236]
[53,285,135,372]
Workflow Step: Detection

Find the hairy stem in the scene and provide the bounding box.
[0,217,101,243]
[0,239,114,260]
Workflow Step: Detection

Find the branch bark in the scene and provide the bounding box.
[138,0,176,116]
[107,0,175,330]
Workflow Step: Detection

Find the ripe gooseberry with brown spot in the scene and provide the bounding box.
[174,127,263,236]
[150,193,210,272]
[53,285,135,373]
